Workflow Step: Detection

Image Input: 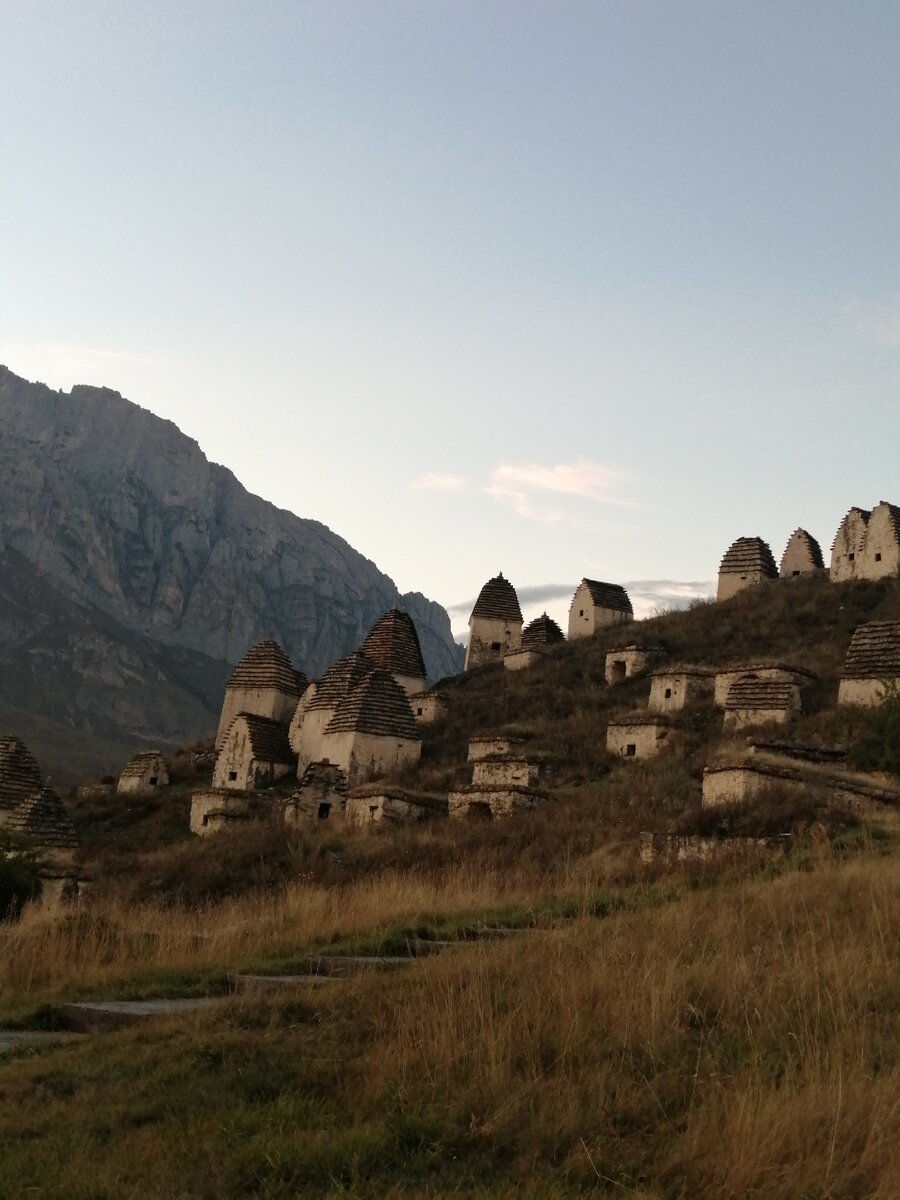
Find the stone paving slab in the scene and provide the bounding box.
[60,998,220,1033]
[0,1031,79,1056]
[230,974,337,993]
[301,955,413,976]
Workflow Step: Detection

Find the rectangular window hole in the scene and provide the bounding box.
[317,803,331,820]
[228,771,237,782]
[626,744,636,757]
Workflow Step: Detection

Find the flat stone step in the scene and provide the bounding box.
[60,998,220,1033]
[300,955,413,976]
[230,973,337,993]
[0,1030,79,1056]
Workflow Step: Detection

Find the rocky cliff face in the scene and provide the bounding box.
[0,366,463,781]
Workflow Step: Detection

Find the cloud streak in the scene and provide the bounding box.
[409,472,468,492]
[844,295,900,347]
[486,460,629,522]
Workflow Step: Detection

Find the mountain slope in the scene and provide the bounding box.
[0,366,463,780]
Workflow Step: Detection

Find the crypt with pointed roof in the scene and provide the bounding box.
[318,668,422,787]
[215,638,307,750]
[568,579,633,640]
[361,608,427,695]
[293,650,376,772]
[464,573,523,671]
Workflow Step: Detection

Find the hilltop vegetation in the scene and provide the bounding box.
[2,573,899,1197]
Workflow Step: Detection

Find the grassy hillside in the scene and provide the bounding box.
[1,574,899,1197]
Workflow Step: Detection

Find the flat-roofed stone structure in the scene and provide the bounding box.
[468,732,531,762]
[285,761,348,823]
[504,612,565,671]
[470,754,552,788]
[606,715,673,760]
[859,501,900,580]
[716,537,778,601]
[604,645,666,685]
[117,750,169,796]
[723,678,802,729]
[361,608,427,695]
[830,507,871,582]
[215,639,307,750]
[779,528,825,578]
[648,666,714,713]
[190,789,257,835]
[345,785,447,826]
[448,783,549,820]
[294,651,376,771]
[568,579,633,640]
[319,668,421,787]
[0,736,43,817]
[838,620,900,707]
[702,763,806,809]
[411,689,450,725]
[464,573,523,670]
[213,713,296,791]
[713,663,816,708]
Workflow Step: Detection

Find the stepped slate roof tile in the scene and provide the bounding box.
[119,751,166,780]
[229,714,295,764]
[521,613,565,649]
[842,621,900,679]
[780,528,824,572]
[6,785,79,851]
[724,679,800,710]
[324,669,420,740]
[226,640,306,695]
[306,651,377,711]
[830,507,871,551]
[718,537,778,578]
[361,609,426,679]
[579,580,633,614]
[471,574,523,623]
[0,736,44,814]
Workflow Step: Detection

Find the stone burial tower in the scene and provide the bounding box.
[464,573,523,671]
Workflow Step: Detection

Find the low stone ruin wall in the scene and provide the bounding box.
[639,831,792,866]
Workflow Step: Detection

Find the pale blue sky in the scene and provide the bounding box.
[2,2,898,638]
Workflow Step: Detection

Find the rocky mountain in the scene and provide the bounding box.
[0,366,463,783]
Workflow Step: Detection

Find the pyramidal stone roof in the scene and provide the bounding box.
[6,785,79,851]
[780,528,824,571]
[724,679,799,710]
[842,621,900,679]
[718,537,778,578]
[306,651,377,711]
[226,639,306,695]
[0,736,44,814]
[230,713,295,764]
[521,613,565,649]
[579,580,633,614]
[324,669,420,741]
[471,574,523,623]
[119,750,166,780]
[297,761,348,797]
[830,507,871,550]
[361,609,426,680]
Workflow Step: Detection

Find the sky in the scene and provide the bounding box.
[1,1,898,641]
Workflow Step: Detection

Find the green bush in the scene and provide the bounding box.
[848,684,900,776]
[0,833,42,920]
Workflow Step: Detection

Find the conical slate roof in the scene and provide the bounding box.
[779,529,824,573]
[842,621,900,679]
[226,713,295,764]
[362,609,426,680]
[471,574,522,623]
[306,651,377,712]
[6,785,78,851]
[226,639,306,695]
[0,736,44,814]
[324,669,420,740]
[718,537,778,578]
[579,580,633,615]
[521,613,565,649]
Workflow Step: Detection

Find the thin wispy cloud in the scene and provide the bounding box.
[486,460,629,522]
[844,295,900,347]
[409,472,469,492]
